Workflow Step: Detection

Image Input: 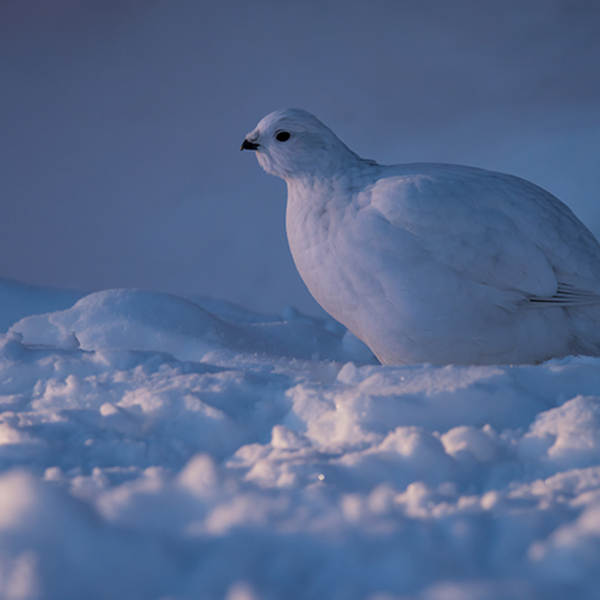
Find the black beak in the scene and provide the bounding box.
[240,139,259,151]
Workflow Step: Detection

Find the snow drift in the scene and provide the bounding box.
[0,279,598,598]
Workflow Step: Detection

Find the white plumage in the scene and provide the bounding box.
[241,109,600,365]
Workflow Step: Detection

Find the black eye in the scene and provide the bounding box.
[275,131,291,142]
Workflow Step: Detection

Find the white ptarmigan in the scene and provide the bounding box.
[241,108,600,365]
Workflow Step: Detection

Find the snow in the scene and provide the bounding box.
[0,279,599,598]
[2,2,600,598]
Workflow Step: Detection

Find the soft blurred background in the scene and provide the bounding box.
[1,0,599,315]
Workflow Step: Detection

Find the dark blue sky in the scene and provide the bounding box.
[1,0,599,313]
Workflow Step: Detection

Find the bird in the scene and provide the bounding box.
[241,108,600,365]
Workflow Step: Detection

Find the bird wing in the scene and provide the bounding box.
[359,163,600,307]
[527,282,600,307]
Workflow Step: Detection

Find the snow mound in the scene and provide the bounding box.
[1,286,600,598]
[12,289,374,364]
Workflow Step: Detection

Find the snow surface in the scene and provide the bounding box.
[0,278,599,599]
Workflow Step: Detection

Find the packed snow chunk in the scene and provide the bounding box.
[0,470,174,599]
[285,361,556,455]
[519,395,600,473]
[0,334,294,473]
[270,424,311,450]
[12,289,365,363]
[11,289,239,361]
[336,427,457,490]
[0,419,47,465]
[540,466,600,499]
[529,500,600,588]
[441,425,501,464]
[178,454,221,498]
[224,581,259,600]
[283,383,381,450]
[95,464,209,536]
[232,430,318,490]
[334,362,549,432]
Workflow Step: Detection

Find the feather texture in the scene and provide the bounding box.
[242,109,600,365]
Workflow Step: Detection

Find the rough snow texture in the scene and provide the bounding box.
[0,280,597,599]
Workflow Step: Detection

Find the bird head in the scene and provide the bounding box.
[241,108,361,180]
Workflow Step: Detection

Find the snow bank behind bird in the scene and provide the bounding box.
[12,288,373,364]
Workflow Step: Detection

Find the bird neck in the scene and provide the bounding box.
[285,156,380,207]
[284,158,382,257]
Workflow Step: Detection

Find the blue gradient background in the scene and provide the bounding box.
[1,0,599,313]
